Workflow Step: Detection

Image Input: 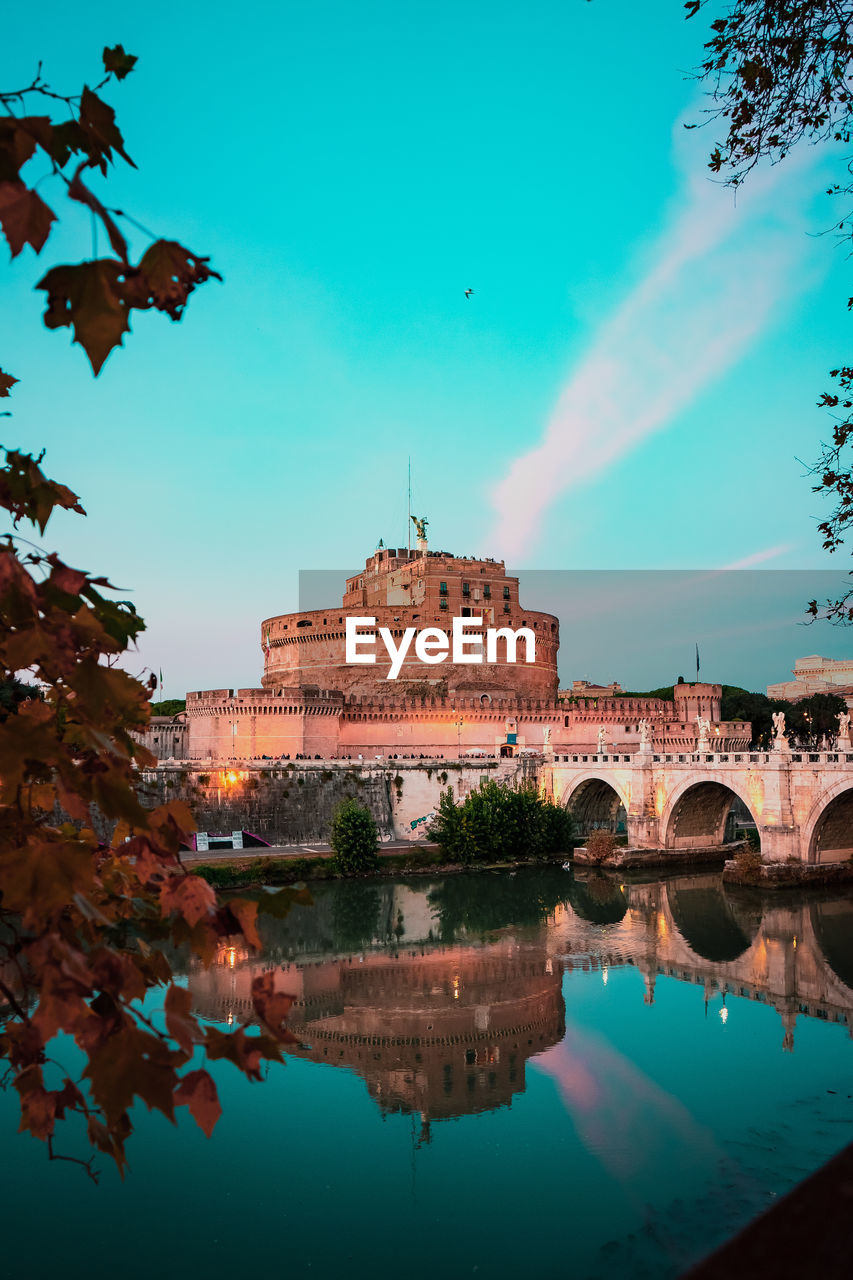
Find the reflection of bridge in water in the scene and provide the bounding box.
[545,749,853,861]
[183,873,853,1128]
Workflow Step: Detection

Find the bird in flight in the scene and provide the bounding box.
[464,288,473,299]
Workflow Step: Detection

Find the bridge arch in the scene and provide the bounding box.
[809,900,853,992]
[803,780,853,864]
[562,773,629,834]
[665,878,760,963]
[568,874,628,925]
[660,775,758,850]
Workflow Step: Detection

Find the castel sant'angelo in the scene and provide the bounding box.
[170,524,750,761]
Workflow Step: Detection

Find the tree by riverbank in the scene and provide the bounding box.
[427,782,573,865]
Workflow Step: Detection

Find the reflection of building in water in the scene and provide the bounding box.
[184,872,853,1124]
[188,936,564,1126]
[595,874,853,1050]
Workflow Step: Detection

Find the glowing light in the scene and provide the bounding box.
[654,784,666,817]
[226,1011,234,1026]
[228,947,236,968]
[453,976,460,1000]
[793,936,798,949]
[747,774,765,820]
[227,771,238,784]
[602,966,609,986]
[719,1007,728,1024]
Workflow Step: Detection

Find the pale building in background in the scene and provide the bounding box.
[767,656,853,705]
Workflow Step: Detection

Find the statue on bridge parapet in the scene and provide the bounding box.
[837,710,852,749]
[638,719,652,752]
[772,710,788,753]
[695,713,711,752]
[597,726,607,755]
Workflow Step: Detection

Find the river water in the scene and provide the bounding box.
[4,865,853,1279]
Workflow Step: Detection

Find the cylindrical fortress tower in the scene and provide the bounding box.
[260,546,560,700]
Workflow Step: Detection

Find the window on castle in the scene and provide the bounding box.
[503,585,510,599]
[440,581,448,595]
[461,607,472,617]
[462,582,470,596]
[440,599,448,610]
[483,584,491,597]
[503,603,510,614]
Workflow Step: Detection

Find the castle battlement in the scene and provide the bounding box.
[172,539,750,763]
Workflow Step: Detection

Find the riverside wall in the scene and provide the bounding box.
[138,758,530,845]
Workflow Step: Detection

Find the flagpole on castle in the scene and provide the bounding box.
[407,456,412,555]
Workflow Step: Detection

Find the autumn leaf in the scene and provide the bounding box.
[0,117,53,182]
[175,1069,221,1138]
[102,45,138,80]
[0,447,85,531]
[14,1067,56,1140]
[159,873,216,927]
[252,971,297,1040]
[47,119,89,168]
[37,259,130,374]
[0,367,18,396]
[0,833,97,927]
[0,182,57,257]
[130,239,222,319]
[204,1026,277,1078]
[79,86,135,170]
[165,984,200,1056]
[229,898,261,949]
[84,1023,179,1123]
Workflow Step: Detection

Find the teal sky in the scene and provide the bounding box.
[3,1,850,693]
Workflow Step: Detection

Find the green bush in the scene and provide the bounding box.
[329,798,380,875]
[426,782,573,864]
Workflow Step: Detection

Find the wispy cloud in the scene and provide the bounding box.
[719,544,792,571]
[488,128,824,560]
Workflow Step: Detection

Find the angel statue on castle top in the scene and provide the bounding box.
[411,514,429,541]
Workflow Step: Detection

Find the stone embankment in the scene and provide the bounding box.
[138,757,530,847]
[722,857,853,890]
[573,841,747,870]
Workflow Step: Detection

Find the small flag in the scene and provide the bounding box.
[695,644,700,678]
[159,667,164,690]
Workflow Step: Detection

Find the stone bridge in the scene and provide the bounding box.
[544,745,853,862]
[552,871,853,1048]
